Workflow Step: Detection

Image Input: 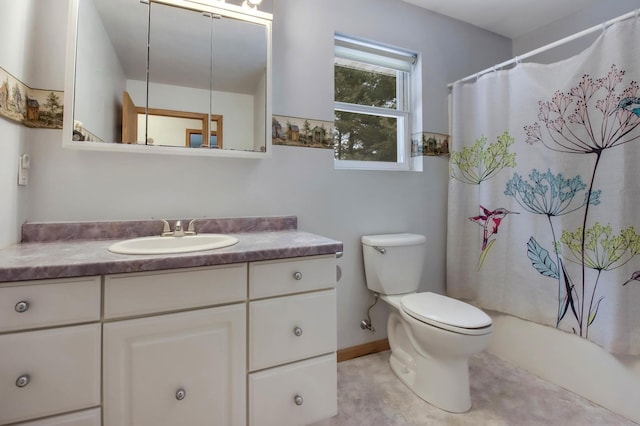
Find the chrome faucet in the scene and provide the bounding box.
[173,220,185,237]
[160,219,198,237]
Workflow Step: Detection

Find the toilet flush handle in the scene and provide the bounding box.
[373,246,386,254]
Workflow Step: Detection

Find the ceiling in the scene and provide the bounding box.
[399,0,600,39]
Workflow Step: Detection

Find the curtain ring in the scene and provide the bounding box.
[492,66,496,73]
[635,8,639,20]
[601,22,607,33]
[515,56,520,65]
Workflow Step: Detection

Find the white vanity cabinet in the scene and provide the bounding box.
[102,264,247,426]
[248,255,338,426]
[0,277,102,426]
[0,252,338,426]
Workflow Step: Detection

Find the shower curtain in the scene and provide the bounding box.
[447,17,640,354]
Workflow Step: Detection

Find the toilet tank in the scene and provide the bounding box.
[361,233,426,295]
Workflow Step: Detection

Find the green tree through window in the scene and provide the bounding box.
[334,64,398,161]
[334,34,416,170]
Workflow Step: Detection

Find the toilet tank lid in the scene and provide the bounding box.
[402,292,492,329]
[361,233,426,247]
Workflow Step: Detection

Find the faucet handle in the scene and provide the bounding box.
[160,219,172,236]
[186,219,197,235]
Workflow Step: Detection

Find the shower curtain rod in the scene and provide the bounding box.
[447,8,640,88]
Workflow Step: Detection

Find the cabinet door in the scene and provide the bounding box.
[103,305,246,426]
[0,324,101,425]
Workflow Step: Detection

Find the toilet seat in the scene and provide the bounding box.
[401,292,492,336]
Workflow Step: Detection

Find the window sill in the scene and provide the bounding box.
[334,159,412,171]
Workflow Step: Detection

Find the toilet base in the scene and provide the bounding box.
[388,348,472,413]
[386,311,479,413]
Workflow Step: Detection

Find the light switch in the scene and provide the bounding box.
[18,154,30,186]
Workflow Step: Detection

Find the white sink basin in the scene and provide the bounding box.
[108,234,239,255]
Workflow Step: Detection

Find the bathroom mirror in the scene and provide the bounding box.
[63,0,272,158]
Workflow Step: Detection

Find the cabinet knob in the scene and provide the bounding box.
[294,394,304,406]
[175,389,186,400]
[293,326,303,337]
[14,301,29,313]
[293,271,302,280]
[16,374,30,388]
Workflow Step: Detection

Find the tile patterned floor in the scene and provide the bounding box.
[314,350,637,426]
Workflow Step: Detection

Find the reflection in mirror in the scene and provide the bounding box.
[142,2,210,148]
[73,0,148,143]
[186,115,222,148]
[137,108,207,147]
[66,0,271,156]
[211,16,267,151]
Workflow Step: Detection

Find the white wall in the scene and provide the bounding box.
[22,0,511,353]
[513,0,640,63]
[11,0,640,422]
[74,0,126,141]
[0,0,37,248]
[0,120,27,248]
[269,0,496,343]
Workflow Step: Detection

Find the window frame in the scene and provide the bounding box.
[334,34,416,171]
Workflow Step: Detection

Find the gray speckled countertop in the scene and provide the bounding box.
[0,216,343,283]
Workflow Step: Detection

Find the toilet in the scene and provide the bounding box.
[361,233,493,413]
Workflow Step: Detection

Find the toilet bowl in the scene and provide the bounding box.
[361,233,493,413]
[383,292,492,412]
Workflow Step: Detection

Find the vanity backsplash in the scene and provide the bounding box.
[21,216,299,243]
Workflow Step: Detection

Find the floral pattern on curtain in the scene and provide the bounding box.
[447,17,640,354]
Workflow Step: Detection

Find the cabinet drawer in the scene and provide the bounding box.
[0,324,101,425]
[104,264,247,319]
[18,408,101,426]
[249,354,337,426]
[0,277,100,333]
[249,255,336,299]
[249,290,336,371]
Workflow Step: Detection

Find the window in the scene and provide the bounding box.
[185,116,223,148]
[334,34,417,170]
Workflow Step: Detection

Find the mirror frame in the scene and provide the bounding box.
[63,0,272,158]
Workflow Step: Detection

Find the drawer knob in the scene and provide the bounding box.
[294,394,304,406]
[293,272,303,280]
[16,374,30,388]
[15,301,29,313]
[293,326,303,337]
[176,389,186,400]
